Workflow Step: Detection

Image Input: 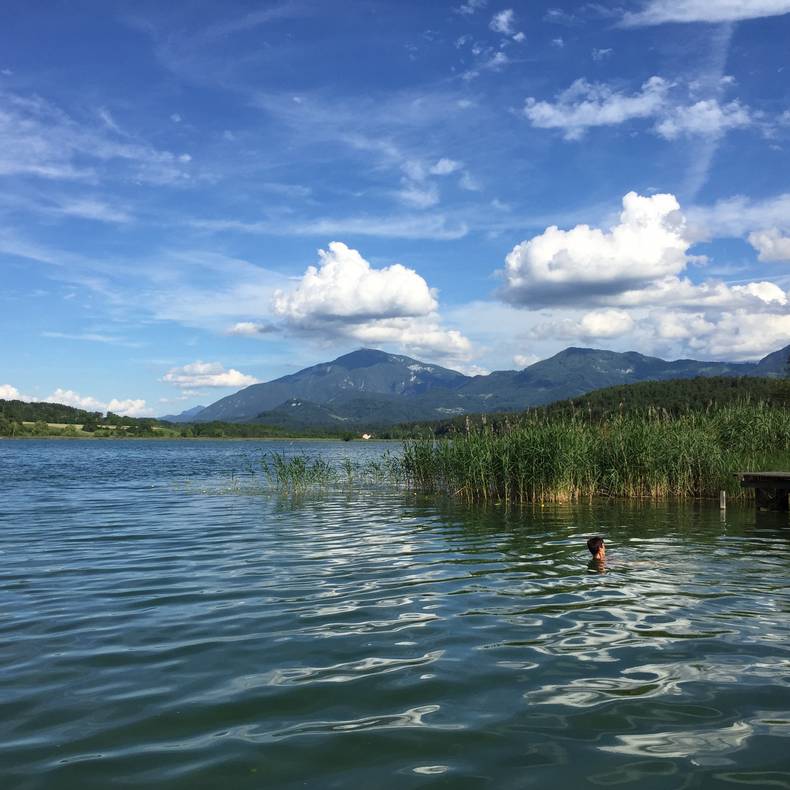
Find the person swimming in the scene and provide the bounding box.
[586,535,606,562]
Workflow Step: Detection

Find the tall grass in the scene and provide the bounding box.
[401,403,790,503]
[259,451,404,493]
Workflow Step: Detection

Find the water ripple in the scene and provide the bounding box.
[2,440,790,788]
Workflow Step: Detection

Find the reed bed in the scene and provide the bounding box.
[258,451,404,493]
[400,403,790,503]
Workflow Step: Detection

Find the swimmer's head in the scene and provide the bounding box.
[586,536,605,560]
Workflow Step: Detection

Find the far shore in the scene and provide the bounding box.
[0,435,401,442]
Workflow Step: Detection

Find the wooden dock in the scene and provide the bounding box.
[736,472,790,511]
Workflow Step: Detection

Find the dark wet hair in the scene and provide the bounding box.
[587,536,604,555]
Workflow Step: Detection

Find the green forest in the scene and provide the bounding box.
[407,376,790,438]
[2,375,789,440]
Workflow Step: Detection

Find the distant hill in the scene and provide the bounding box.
[194,344,790,428]
[197,348,469,422]
[0,399,102,424]
[160,405,206,423]
[416,376,790,437]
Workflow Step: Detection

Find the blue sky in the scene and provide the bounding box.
[2,0,790,416]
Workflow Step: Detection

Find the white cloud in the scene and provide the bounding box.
[490,9,516,34]
[273,242,471,361]
[748,228,790,262]
[579,308,635,337]
[0,384,28,400]
[525,79,754,143]
[430,158,462,175]
[0,91,193,184]
[514,353,539,368]
[592,48,613,61]
[524,76,669,140]
[456,0,487,14]
[49,388,114,412]
[680,309,790,359]
[1,384,151,417]
[463,50,510,80]
[501,192,689,305]
[106,398,150,417]
[459,171,480,191]
[653,311,716,340]
[341,318,472,360]
[655,99,751,139]
[688,193,790,239]
[398,180,440,208]
[513,31,526,43]
[614,276,788,310]
[192,213,469,241]
[227,321,277,336]
[162,361,259,389]
[274,242,437,324]
[623,0,790,26]
[494,190,790,361]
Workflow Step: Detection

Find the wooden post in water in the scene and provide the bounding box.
[720,490,726,510]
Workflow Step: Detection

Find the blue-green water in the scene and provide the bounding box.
[2,440,790,789]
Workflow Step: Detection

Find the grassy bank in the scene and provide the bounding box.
[400,403,790,503]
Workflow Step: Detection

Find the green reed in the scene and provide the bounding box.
[259,450,405,492]
[400,403,790,503]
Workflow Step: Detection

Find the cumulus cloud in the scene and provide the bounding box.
[491,190,790,362]
[162,362,259,389]
[614,276,788,310]
[524,76,669,140]
[490,9,516,34]
[0,384,28,400]
[698,310,790,358]
[748,228,790,262]
[688,193,790,239]
[274,241,437,324]
[623,0,790,26]
[0,384,151,416]
[531,309,636,341]
[579,308,635,337]
[655,99,751,139]
[501,191,689,305]
[340,318,472,359]
[273,242,472,361]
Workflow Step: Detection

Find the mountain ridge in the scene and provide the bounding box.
[177,345,790,426]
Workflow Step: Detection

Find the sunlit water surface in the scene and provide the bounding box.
[2,440,790,789]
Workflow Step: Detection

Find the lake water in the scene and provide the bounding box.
[2,439,790,789]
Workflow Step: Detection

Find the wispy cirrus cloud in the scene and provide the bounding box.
[41,331,142,347]
[189,213,469,240]
[623,0,790,26]
[0,91,194,186]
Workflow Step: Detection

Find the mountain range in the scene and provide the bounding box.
[160,345,790,428]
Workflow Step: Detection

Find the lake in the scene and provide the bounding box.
[2,439,790,789]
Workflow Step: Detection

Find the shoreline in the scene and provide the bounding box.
[0,435,402,442]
